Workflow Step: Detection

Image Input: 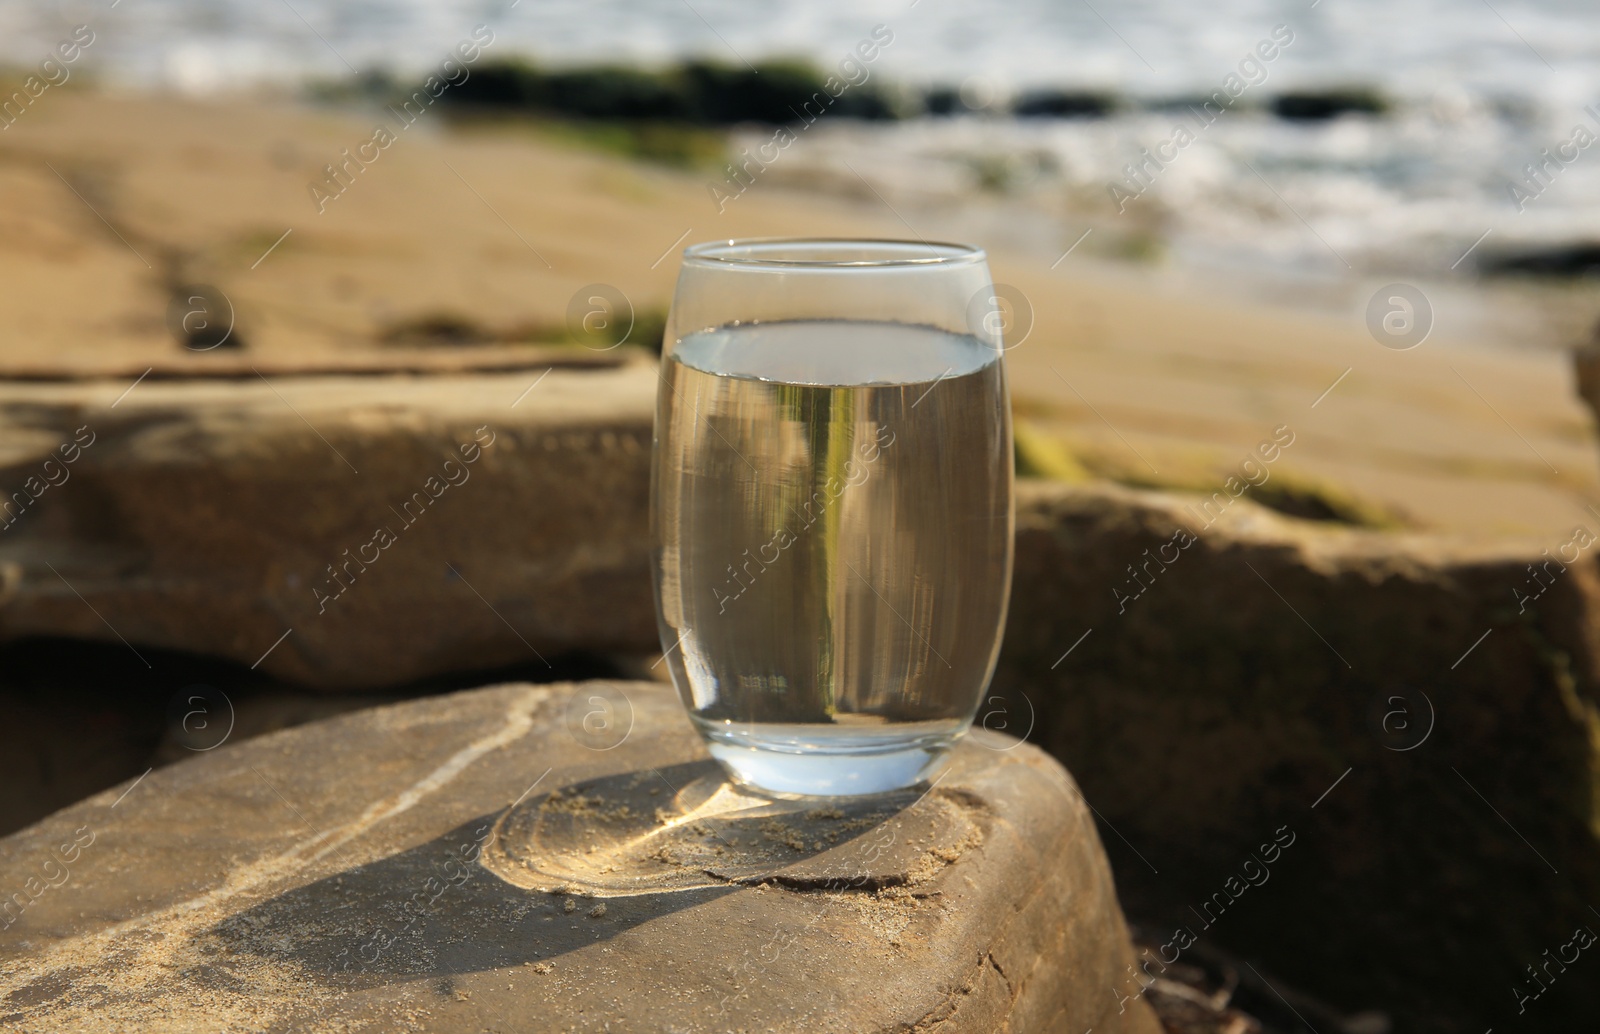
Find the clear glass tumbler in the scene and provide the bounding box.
[651,239,1014,797]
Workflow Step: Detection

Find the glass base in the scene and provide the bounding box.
[693,718,964,797]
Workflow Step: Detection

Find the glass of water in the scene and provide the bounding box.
[651,239,1014,797]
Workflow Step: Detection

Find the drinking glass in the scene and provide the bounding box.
[651,239,1014,797]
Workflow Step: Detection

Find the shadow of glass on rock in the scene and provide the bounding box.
[212,761,965,986]
[486,759,945,896]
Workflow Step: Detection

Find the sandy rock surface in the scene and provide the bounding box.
[0,680,1160,1034]
[0,94,1592,534]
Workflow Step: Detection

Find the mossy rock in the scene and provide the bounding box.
[1012,422,1407,528]
[994,480,1600,1034]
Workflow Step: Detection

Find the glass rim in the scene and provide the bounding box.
[681,237,987,269]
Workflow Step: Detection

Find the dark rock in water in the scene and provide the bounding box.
[443,59,547,109]
[993,480,1600,1034]
[1270,89,1387,120]
[446,59,902,125]
[0,680,1162,1033]
[679,60,829,124]
[1480,243,1600,278]
[681,60,899,124]
[543,66,693,121]
[445,60,691,120]
[1012,90,1119,119]
[1146,95,1231,115]
[923,86,963,116]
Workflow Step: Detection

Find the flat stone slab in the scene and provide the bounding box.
[0,364,658,687]
[0,681,1160,1033]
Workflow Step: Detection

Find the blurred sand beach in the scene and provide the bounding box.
[1,91,1594,538]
